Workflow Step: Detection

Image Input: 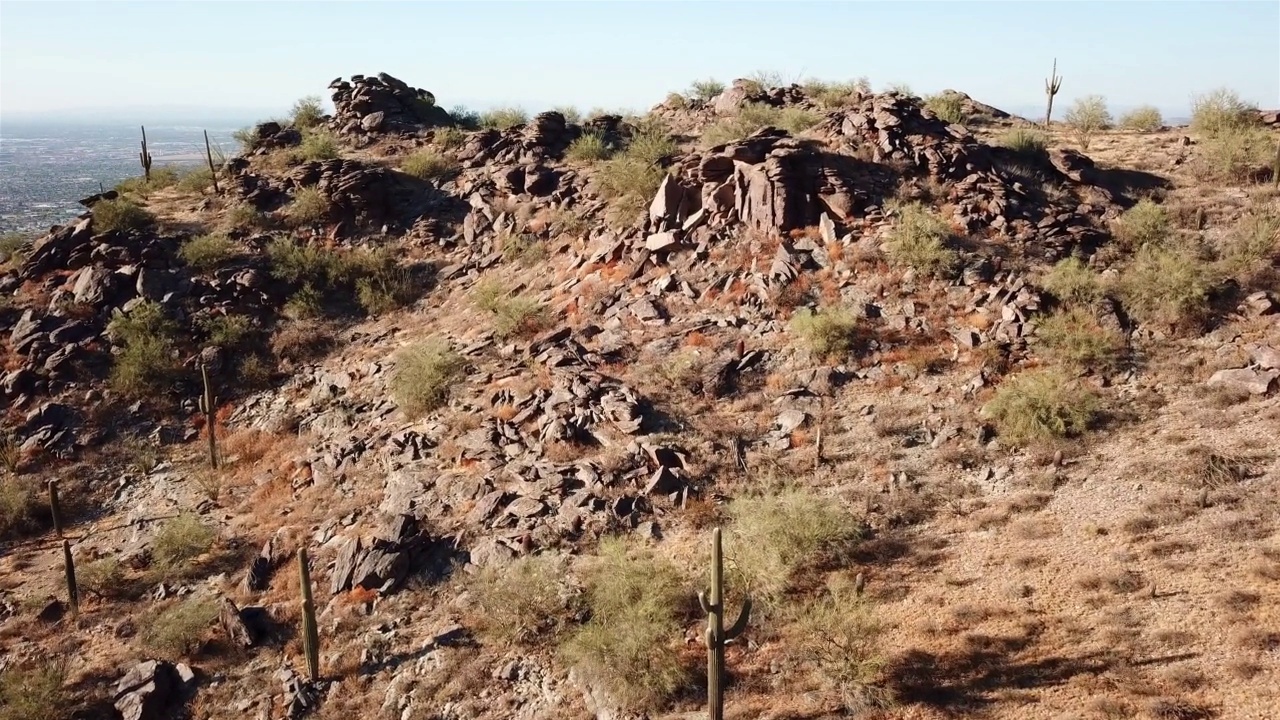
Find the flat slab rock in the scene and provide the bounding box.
[1207,368,1279,396]
[114,660,196,720]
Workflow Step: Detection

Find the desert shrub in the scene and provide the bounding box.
[433,126,468,149]
[114,167,179,197]
[499,232,548,267]
[688,78,726,102]
[790,306,860,359]
[355,264,417,316]
[1112,199,1171,250]
[1191,88,1260,136]
[886,202,960,276]
[479,107,528,130]
[391,339,466,417]
[982,368,1102,446]
[107,301,179,397]
[1193,126,1275,182]
[0,431,19,475]
[804,78,870,108]
[449,105,481,130]
[0,659,70,720]
[0,232,29,266]
[1219,211,1280,284]
[701,102,822,147]
[78,556,125,598]
[176,166,215,194]
[1119,106,1164,132]
[596,128,678,217]
[271,320,335,365]
[726,487,859,609]
[1119,244,1215,329]
[472,281,550,339]
[290,95,325,130]
[1064,95,1112,150]
[197,314,253,350]
[284,285,323,319]
[400,149,457,181]
[924,92,967,124]
[151,513,216,576]
[885,82,915,96]
[231,126,259,152]
[553,105,582,124]
[560,537,691,712]
[267,236,337,284]
[143,596,220,659]
[787,577,890,713]
[1035,308,1127,373]
[224,204,269,231]
[998,128,1049,155]
[179,233,237,271]
[0,477,43,539]
[566,132,614,162]
[93,198,155,233]
[236,353,274,388]
[1041,257,1105,306]
[294,129,339,162]
[470,553,572,644]
[284,187,329,227]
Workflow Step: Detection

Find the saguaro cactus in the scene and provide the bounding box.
[698,527,751,720]
[199,363,218,469]
[49,480,64,538]
[204,130,221,195]
[139,125,153,182]
[1044,59,1063,128]
[298,548,321,681]
[62,540,79,618]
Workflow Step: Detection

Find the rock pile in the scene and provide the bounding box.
[328,72,452,135]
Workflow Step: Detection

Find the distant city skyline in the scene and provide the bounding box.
[2,1,1276,124]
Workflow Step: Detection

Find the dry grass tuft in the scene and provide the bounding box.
[982,368,1102,446]
[143,596,220,659]
[0,659,69,720]
[390,339,466,417]
[885,202,960,277]
[789,306,860,360]
[151,513,216,579]
[469,553,573,645]
[1034,307,1127,373]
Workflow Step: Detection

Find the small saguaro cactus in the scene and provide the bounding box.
[204,130,221,195]
[139,125,153,182]
[198,363,218,469]
[698,527,751,720]
[298,548,321,681]
[62,539,79,618]
[48,480,64,538]
[1044,58,1063,128]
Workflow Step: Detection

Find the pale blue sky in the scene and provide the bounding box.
[1,0,1277,123]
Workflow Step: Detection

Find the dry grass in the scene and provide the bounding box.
[566,132,615,162]
[982,368,1102,446]
[885,202,960,277]
[789,306,860,360]
[390,339,466,417]
[472,279,552,339]
[151,513,216,579]
[924,92,967,124]
[142,596,220,659]
[479,107,528,130]
[998,128,1049,155]
[0,659,70,720]
[1119,244,1215,330]
[1034,307,1127,373]
[400,149,458,181]
[700,102,822,147]
[469,553,572,645]
[1112,199,1171,250]
[284,187,328,227]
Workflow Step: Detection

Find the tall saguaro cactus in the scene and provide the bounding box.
[49,480,64,538]
[139,125,153,182]
[1044,59,1063,128]
[62,540,79,619]
[199,363,218,469]
[298,548,321,681]
[698,527,751,720]
[204,130,221,195]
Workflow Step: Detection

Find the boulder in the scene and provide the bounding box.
[113,660,194,720]
[1208,368,1278,396]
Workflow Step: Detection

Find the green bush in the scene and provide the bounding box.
[479,107,529,130]
[400,149,458,180]
[143,596,220,659]
[0,476,43,540]
[1119,244,1216,329]
[290,95,325,130]
[1064,95,1112,150]
[885,202,960,277]
[449,105,481,130]
[982,368,1102,446]
[78,556,126,598]
[560,537,691,712]
[790,306,860,359]
[284,187,329,227]
[0,233,28,268]
[1112,199,1171,250]
[197,314,253,350]
[115,167,179,197]
[924,92,967,124]
[433,126,468,149]
[998,128,1049,155]
[701,102,822,147]
[391,339,466,417]
[726,487,858,609]
[151,513,216,577]
[470,553,572,645]
[1118,106,1164,132]
[1193,126,1276,183]
[0,660,69,720]
[94,198,155,233]
[688,78,726,102]
[803,78,870,108]
[107,301,179,398]
[294,129,339,162]
[596,128,678,218]
[1035,307,1127,373]
[554,105,583,124]
[1041,257,1105,305]
[472,280,551,339]
[1219,211,1280,283]
[566,132,614,162]
[179,233,237,271]
[1190,88,1260,136]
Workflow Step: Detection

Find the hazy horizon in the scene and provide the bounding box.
[2,1,1276,127]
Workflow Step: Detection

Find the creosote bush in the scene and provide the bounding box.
[701,102,822,147]
[983,368,1102,446]
[290,95,325,130]
[433,126,468,149]
[197,313,253,350]
[998,128,1049,156]
[94,198,155,233]
[1193,125,1275,183]
[885,202,960,277]
[688,78,726,102]
[0,659,69,720]
[470,553,572,645]
[479,107,528,130]
[1041,257,1105,306]
[293,129,339,162]
[726,487,860,610]
[924,92,967,124]
[803,77,871,108]
[596,127,678,219]
[268,240,415,317]
[1064,95,1112,150]
[391,339,465,417]
[1112,199,1171,250]
[1119,106,1164,132]
[284,187,328,227]
[566,131,614,162]
[1035,307,1127,373]
[225,204,269,232]
[143,596,220,659]
[790,306,860,359]
[179,233,237,271]
[107,301,179,398]
[1119,244,1215,329]
[1219,210,1280,287]
[151,513,216,578]
[400,149,458,180]
[787,577,891,714]
[560,537,691,713]
[1190,88,1260,136]
[78,556,126,598]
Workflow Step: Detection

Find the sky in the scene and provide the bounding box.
[1,0,1277,124]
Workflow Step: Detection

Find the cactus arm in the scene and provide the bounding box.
[698,589,712,614]
[724,595,751,640]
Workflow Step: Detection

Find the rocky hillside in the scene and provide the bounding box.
[2,73,1278,720]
